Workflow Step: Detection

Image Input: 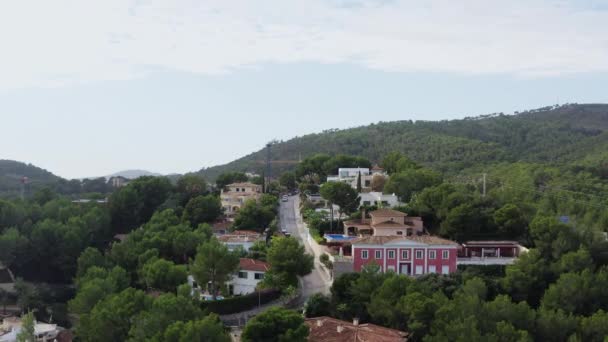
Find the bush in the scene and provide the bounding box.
[320,254,333,270]
[200,289,282,315]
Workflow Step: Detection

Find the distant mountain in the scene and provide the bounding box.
[0,160,64,198]
[197,103,608,180]
[104,170,162,180]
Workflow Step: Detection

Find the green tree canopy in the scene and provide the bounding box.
[182,195,222,227]
[191,238,240,299]
[319,181,360,218]
[242,307,309,342]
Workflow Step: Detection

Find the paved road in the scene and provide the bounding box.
[279,195,331,304]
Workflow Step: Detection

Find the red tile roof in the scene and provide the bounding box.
[239,258,270,272]
[218,234,261,243]
[352,235,458,246]
[369,209,406,217]
[306,317,408,342]
[231,230,261,236]
[227,182,261,188]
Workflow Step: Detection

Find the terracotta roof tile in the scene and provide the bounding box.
[352,235,457,246]
[239,258,270,272]
[306,317,408,342]
[369,209,406,217]
[227,182,261,187]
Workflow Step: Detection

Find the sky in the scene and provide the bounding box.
[1,0,608,179]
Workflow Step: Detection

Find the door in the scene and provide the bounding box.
[415,265,423,275]
[428,265,437,274]
[442,265,450,275]
[399,263,410,275]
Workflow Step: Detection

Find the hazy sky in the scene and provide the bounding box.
[2,0,608,179]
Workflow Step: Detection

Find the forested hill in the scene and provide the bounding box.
[198,103,608,180]
[0,160,63,197]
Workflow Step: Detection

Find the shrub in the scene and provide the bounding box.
[200,289,282,315]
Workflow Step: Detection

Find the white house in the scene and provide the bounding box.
[0,317,59,342]
[0,263,15,294]
[226,258,270,295]
[326,166,387,191]
[359,192,401,208]
[217,231,262,252]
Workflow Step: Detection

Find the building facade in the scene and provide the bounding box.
[343,209,424,237]
[220,182,262,216]
[326,166,388,192]
[359,192,401,208]
[352,235,458,276]
[227,258,270,295]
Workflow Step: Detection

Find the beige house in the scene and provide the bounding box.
[343,209,423,237]
[220,182,262,216]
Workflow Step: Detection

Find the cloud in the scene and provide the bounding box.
[0,0,607,88]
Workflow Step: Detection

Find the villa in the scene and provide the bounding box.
[227,258,270,295]
[352,235,459,275]
[326,166,387,192]
[343,209,423,237]
[220,182,262,217]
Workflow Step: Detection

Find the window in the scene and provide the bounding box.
[442,250,449,259]
[429,250,436,259]
[375,250,382,259]
[365,180,371,187]
[363,201,371,206]
[415,250,423,259]
[387,265,395,272]
[396,231,403,235]
[361,250,369,259]
[429,265,437,273]
[382,201,388,206]
[388,250,395,259]
[254,273,264,280]
[238,271,247,279]
[415,265,423,275]
[402,250,409,259]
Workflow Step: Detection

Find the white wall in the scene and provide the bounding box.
[227,270,265,295]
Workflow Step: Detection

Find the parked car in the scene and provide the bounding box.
[281,195,288,202]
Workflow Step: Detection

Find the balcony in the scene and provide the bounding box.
[457,257,517,266]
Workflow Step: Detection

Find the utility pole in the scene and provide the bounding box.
[265,143,272,193]
[482,173,487,197]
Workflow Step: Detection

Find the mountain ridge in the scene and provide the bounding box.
[197,103,608,181]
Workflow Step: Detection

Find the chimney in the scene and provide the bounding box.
[337,325,344,333]
[353,318,359,326]
[316,319,323,327]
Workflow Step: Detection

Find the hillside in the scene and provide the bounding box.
[197,104,608,180]
[0,160,64,197]
[104,170,162,180]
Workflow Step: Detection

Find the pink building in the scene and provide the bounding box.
[352,235,459,276]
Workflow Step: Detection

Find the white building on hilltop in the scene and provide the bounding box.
[326,166,387,191]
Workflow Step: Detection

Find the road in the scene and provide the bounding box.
[279,195,331,304]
